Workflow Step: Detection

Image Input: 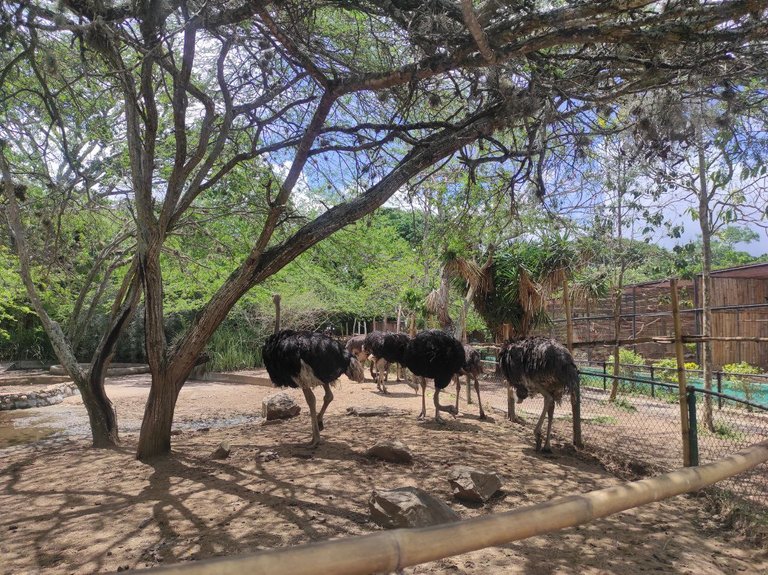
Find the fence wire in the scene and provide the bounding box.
[466,359,768,517]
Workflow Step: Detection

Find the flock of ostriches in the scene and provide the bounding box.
[262,295,578,451]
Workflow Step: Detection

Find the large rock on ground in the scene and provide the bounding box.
[369,487,460,529]
[365,441,413,464]
[262,392,301,420]
[448,466,503,503]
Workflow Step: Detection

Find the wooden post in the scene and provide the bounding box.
[671,278,692,467]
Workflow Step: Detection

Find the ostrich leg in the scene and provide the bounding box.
[433,387,458,424]
[542,397,556,453]
[507,384,525,424]
[317,382,334,432]
[417,377,427,420]
[454,374,461,413]
[376,358,389,393]
[534,391,554,452]
[474,374,486,420]
[302,387,321,448]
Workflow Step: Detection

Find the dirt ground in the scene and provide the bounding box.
[1,372,767,575]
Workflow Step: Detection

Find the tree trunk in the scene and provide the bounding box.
[609,160,627,402]
[696,107,715,432]
[436,265,454,333]
[136,371,182,460]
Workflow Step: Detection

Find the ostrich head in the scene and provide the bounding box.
[346,355,365,383]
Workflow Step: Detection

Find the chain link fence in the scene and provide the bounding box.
[464,358,768,519]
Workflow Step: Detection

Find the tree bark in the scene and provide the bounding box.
[696,102,716,432]
[136,373,181,460]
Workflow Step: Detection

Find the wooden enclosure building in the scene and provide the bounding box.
[539,262,768,370]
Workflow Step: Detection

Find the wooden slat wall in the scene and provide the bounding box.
[538,277,768,370]
[708,277,768,369]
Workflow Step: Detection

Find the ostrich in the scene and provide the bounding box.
[345,334,381,381]
[262,295,365,447]
[402,329,466,423]
[363,331,410,393]
[498,337,578,453]
[453,344,486,419]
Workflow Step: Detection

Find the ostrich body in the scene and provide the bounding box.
[363,331,410,393]
[402,329,465,423]
[262,296,364,447]
[453,344,486,419]
[498,337,578,452]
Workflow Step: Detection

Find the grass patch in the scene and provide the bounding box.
[599,398,637,412]
[702,421,746,442]
[587,415,618,425]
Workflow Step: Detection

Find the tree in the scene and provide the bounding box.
[3,1,767,459]
[641,89,768,430]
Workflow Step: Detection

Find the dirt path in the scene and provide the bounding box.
[1,374,766,575]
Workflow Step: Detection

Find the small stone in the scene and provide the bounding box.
[170,429,182,436]
[211,442,231,460]
[258,450,279,462]
[365,441,413,464]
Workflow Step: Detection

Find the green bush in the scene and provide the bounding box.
[652,358,700,384]
[607,348,646,378]
[723,362,763,410]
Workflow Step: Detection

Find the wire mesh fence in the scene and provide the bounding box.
[468,359,768,517]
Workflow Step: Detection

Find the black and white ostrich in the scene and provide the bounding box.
[363,331,410,393]
[453,344,486,419]
[262,295,365,447]
[402,329,466,423]
[498,337,578,452]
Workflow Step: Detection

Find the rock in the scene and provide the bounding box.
[365,441,413,464]
[257,450,279,462]
[262,392,301,420]
[448,466,503,503]
[211,442,231,459]
[346,406,410,417]
[369,487,460,529]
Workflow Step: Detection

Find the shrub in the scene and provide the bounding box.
[607,348,646,378]
[722,362,763,411]
[652,358,700,384]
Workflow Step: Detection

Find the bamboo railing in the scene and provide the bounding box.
[141,441,768,575]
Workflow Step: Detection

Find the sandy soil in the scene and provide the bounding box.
[1,373,767,575]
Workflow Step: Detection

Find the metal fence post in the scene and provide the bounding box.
[602,361,607,391]
[572,373,583,449]
[649,365,655,398]
[716,371,722,410]
[686,385,699,467]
